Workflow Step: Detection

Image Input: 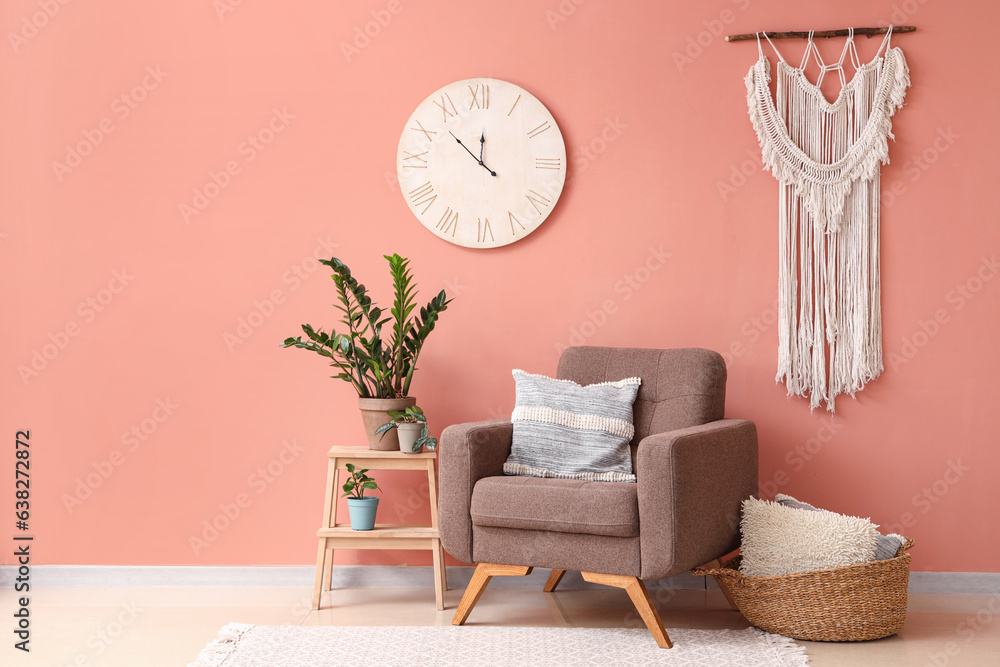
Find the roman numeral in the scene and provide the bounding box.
[508,94,521,116]
[402,150,428,168]
[408,181,437,214]
[509,211,525,235]
[527,121,551,138]
[477,217,494,243]
[525,189,551,214]
[436,207,458,236]
[535,158,561,170]
[468,84,490,110]
[433,93,457,122]
[410,119,436,142]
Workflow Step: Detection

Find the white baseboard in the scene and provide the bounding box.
[2,565,997,594]
[908,571,1000,595]
[0,565,702,590]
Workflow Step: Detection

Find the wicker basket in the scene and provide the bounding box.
[691,538,914,642]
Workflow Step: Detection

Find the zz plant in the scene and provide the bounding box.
[282,254,452,398]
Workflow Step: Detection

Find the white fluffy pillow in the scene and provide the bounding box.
[739,497,878,577]
[775,493,906,561]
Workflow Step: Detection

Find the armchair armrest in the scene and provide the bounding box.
[438,419,513,563]
[635,419,758,580]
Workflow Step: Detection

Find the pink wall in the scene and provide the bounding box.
[2,0,997,573]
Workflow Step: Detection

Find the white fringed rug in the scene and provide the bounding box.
[190,623,808,666]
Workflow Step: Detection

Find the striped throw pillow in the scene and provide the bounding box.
[503,369,641,483]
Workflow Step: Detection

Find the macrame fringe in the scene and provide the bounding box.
[745,49,910,234]
[188,623,255,667]
[512,369,642,389]
[502,461,636,483]
[752,628,811,666]
[746,42,910,411]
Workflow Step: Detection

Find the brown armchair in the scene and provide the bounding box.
[438,346,758,648]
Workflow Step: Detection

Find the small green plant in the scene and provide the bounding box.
[281,254,452,398]
[375,405,438,452]
[341,463,380,499]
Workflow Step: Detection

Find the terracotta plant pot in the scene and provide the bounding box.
[358,397,416,450]
[397,422,424,454]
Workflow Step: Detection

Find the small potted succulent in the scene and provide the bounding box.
[375,405,438,454]
[342,463,380,530]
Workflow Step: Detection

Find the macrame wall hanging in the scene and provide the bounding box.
[733,25,913,411]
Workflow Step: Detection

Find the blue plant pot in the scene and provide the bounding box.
[346,497,379,531]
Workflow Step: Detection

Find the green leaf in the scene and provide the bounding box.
[345,463,355,472]
[286,253,453,400]
[362,481,378,489]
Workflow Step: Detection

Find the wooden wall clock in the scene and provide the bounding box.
[396,78,566,249]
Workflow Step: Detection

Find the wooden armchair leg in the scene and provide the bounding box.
[543,569,567,592]
[582,572,672,649]
[704,558,739,611]
[452,563,532,626]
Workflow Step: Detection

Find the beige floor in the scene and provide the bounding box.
[5,584,999,665]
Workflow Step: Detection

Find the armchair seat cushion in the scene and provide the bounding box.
[470,476,639,538]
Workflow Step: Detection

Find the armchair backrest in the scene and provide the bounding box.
[557,347,726,451]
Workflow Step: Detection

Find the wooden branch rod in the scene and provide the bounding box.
[726,26,916,42]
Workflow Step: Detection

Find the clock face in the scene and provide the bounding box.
[397,78,566,249]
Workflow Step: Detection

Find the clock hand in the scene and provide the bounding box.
[479,131,496,176]
[449,131,484,164]
[449,131,497,177]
